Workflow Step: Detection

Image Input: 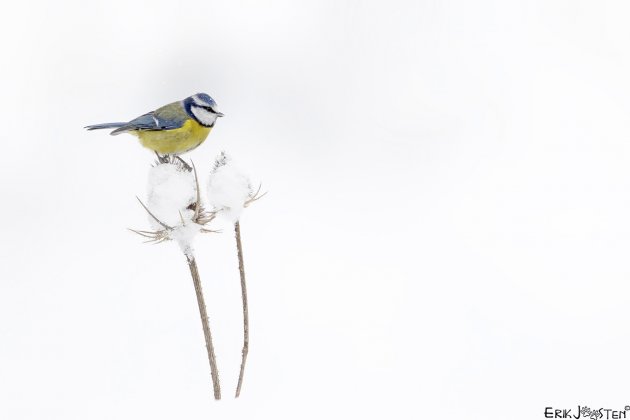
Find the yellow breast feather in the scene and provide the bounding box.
[136,119,212,154]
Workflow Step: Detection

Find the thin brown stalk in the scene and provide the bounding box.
[186,254,221,400]
[234,221,249,398]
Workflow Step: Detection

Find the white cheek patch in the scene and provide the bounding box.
[191,106,217,126]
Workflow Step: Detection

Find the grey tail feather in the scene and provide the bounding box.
[110,125,132,136]
[84,122,126,131]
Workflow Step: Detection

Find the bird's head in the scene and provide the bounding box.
[184,93,224,127]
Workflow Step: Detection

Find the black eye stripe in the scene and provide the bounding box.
[193,103,216,113]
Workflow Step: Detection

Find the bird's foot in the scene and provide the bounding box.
[153,152,192,172]
[154,151,170,164]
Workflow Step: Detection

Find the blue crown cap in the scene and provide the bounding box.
[192,93,217,107]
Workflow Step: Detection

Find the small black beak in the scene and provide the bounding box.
[215,111,224,117]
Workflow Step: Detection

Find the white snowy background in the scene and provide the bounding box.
[1,1,630,419]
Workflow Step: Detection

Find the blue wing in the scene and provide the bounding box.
[110,101,188,135]
[110,112,184,135]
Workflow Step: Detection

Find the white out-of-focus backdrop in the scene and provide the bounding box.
[2,1,630,419]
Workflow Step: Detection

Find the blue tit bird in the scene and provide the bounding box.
[85,93,224,157]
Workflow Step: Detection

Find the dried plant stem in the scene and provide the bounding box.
[235,221,249,398]
[186,254,221,400]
